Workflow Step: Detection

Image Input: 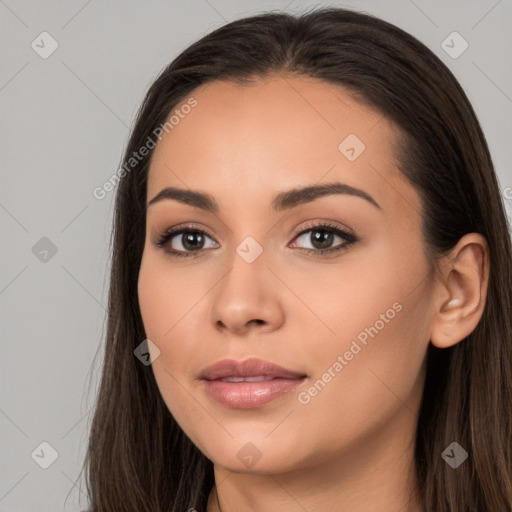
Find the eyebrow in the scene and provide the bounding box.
[147,182,381,212]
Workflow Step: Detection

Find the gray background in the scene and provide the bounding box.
[1,0,511,510]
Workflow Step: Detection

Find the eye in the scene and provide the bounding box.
[289,222,357,255]
[154,221,357,259]
[154,224,218,258]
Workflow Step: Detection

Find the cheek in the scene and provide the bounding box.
[275,250,404,346]
[137,251,206,340]
[138,254,167,340]
[137,252,212,432]
[287,243,431,428]
[286,288,430,463]
[137,259,189,363]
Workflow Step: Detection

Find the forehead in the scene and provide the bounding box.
[146,75,417,216]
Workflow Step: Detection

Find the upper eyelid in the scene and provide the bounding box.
[294,220,354,236]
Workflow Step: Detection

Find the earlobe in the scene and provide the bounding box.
[429,233,490,349]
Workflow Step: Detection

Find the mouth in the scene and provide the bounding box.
[199,357,306,380]
[199,357,307,409]
[215,375,281,382]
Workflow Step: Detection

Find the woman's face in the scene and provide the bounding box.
[137,75,435,474]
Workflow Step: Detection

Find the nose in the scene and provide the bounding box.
[210,249,285,336]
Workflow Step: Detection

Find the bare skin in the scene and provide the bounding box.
[137,74,489,512]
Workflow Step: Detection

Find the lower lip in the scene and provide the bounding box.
[201,377,306,409]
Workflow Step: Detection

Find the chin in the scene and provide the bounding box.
[198,435,307,475]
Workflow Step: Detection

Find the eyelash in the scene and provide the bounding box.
[153,221,357,259]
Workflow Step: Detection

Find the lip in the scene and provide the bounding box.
[199,357,306,381]
[199,357,307,409]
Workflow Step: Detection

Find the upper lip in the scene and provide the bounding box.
[199,357,307,381]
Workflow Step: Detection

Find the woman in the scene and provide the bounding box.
[82,7,512,511]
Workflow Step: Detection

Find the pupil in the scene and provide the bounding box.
[182,232,204,251]
[312,230,333,249]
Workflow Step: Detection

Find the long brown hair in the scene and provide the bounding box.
[81,7,512,511]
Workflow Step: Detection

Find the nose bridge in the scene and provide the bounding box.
[210,235,284,334]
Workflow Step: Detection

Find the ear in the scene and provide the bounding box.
[429,233,490,349]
